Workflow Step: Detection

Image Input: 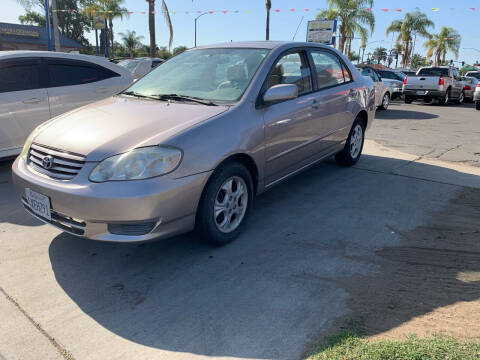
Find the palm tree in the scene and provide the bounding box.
[386,11,434,68]
[119,30,144,57]
[265,0,271,40]
[372,46,387,64]
[424,27,461,66]
[391,42,403,69]
[146,0,173,57]
[316,0,375,57]
[83,0,129,55]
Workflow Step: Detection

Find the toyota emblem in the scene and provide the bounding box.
[42,155,54,170]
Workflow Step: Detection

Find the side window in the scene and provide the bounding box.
[47,60,117,87]
[97,65,120,80]
[342,63,352,82]
[371,70,380,82]
[310,50,345,89]
[0,62,42,93]
[267,52,312,95]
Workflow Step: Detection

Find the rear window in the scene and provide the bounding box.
[47,59,119,87]
[417,68,449,76]
[466,72,480,80]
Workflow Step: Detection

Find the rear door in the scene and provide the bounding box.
[0,58,50,154]
[308,49,355,151]
[361,67,382,105]
[45,58,122,117]
[452,69,463,97]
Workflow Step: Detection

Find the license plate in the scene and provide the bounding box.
[416,90,425,95]
[26,188,51,221]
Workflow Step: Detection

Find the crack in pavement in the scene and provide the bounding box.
[0,286,75,360]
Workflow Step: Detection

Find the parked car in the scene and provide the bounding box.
[12,41,375,244]
[398,69,417,76]
[403,66,465,105]
[461,76,479,102]
[474,81,480,110]
[465,71,480,81]
[376,69,405,99]
[117,57,165,79]
[0,51,134,159]
[357,66,391,109]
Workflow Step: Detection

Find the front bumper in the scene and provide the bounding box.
[403,89,445,99]
[474,91,480,102]
[12,157,211,242]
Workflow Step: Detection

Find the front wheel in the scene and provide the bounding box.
[476,101,480,110]
[335,117,365,167]
[378,93,390,110]
[404,96,413,104]
[439,89,450,105]
[196,162,253,246]
[457,91,465,104]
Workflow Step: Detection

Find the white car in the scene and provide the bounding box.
[0,51,134,158]
[117,57,164,79]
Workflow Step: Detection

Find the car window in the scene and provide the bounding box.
[467,72,480,80]
[310,50,346,89]
[118,59,140,71]
[417,68,449,76]
[0,62,42,93]
[361,67,379,82]
[267,52,312,95]
[47,60,118,87]
[151,60,163,69]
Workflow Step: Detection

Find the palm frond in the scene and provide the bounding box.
[161,0,173,50]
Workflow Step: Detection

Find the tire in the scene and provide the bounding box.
[456,91,465,104]
[335,116,365,167]
[404,96,413,104]
[378,92,390,110]
[476,101,480,110]
[439,89,451,105]
[196,162,253,246]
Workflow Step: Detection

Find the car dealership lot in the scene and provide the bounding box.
[1,102,479,360]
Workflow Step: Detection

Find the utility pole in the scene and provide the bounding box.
[51,0,61,51]
[44,0,52,51]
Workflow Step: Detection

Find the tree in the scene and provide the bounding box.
[146,0,173,57]
[172,46,188,56]
[119,30,143,57]
[349,51,360,62]
[424,26,461,66]
[18,0,91,46]
[157,46,172,59]
[390,42,403,69]
[372,46,387,64]
[410,53,428,68]
[265,0,271,40]
[316,0,375,57]
[386,11,434,68]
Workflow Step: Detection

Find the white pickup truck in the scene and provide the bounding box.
[403,66,465,105]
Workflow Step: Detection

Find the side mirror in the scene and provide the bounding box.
[263,84,298,103]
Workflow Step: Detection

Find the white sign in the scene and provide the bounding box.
[306,20,337,45]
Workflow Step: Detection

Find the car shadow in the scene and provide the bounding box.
[47,155,480,359]
[0,158,42,227]
[375,108,439,120]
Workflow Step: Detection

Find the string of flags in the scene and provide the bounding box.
[52,7,479,15]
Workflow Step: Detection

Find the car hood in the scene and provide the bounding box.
[33,96,229,161]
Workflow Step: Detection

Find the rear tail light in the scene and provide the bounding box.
[403,76,408,85]
[477,82,480,88]
[464,85,472,91]
[438,76,444,86]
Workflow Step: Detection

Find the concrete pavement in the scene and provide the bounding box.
[1,106,479,359]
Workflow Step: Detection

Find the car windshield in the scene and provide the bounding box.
[417,68,449,76]
[467,72,480,80]
[118,59,140,71]
[125,48,269,103]
[377,70,404,81]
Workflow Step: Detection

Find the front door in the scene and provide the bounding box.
[262,50,320,185]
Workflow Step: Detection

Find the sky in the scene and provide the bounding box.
[3,0,480,65]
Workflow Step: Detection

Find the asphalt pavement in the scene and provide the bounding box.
[0,102,479,360]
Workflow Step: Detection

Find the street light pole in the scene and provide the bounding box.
[44,0,52,51]
[194,12,209,47]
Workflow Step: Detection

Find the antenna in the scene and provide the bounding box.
[292,16,304,41]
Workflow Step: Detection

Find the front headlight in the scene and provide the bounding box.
[89,146,182,182]
[20,126,42,160]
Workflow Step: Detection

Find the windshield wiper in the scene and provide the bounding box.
[155,94,218,106]
[121,91,161,100]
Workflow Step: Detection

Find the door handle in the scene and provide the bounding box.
[23,98,41,104]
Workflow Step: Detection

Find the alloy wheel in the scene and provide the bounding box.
[214,176,248,233]
[349,124,363,159]
[382,93,389,109]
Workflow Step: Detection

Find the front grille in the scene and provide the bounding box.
[21,198,86,236]
[28,143,85,180]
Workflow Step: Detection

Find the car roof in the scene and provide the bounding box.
[195,40,334,51]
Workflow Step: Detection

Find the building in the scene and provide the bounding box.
[0,22,83,52]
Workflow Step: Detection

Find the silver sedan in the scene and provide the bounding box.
[12,41,375,244]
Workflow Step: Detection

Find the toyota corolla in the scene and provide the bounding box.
[12,41,375,245]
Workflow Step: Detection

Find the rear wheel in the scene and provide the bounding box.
[439,89,451,105]
[456,91,465,104]
[196,162,253,246]
[378,92,390,110]
[335,116,365,167]
[476,101,480,110]
[404,96,413,104]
